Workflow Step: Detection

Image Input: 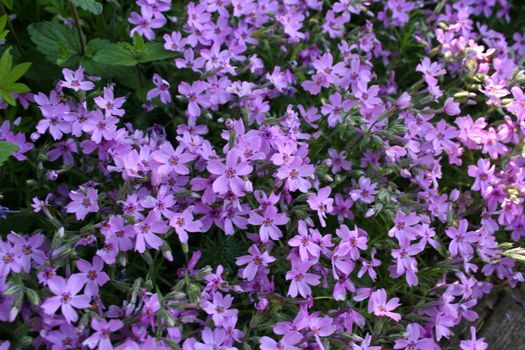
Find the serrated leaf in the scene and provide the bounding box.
[27,22,80,64]
[71,0,103,15]
[139,42,177,63]
[93,43,138,66]
[0,141,19,166]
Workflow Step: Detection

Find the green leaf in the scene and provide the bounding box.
[0,15,7,32]
[0,141,19,166]
[139,42,177,63]
[70,0,103,15]
[6,62,31,84]
[93,43,138,66]
[0,0,13,9]
[27,22,80,64]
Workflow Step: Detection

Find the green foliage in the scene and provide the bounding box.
[0,141,19,166]
[0,15,9,42]
[70,0,103,15]
[27,21,81,66]
[93,41,177,66]
[0,48,31,105]
[0,0,13,9]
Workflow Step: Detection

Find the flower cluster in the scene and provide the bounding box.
[0,0,524,349]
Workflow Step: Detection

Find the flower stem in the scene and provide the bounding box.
[69,1,85,56]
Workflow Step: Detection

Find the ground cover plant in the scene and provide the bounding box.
[0,0,525,348]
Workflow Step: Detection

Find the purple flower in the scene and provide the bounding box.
[0,239,21,276]
[134,211,169,253]
[7,232,46,273]
[328,148,351,174]
[235,244,275,280]
[460,326,488,350]
[446,219,478,258]
[83,318,124,350]
[259,333,302,350]
[41,275,91,323]
[276,158,314,193]
[73,256,109,296]
[82,110,119,144]
[388,211,420,241]
[350,176,377,204]
[94,87,126,117]
[394,323,436,350]
[129,6,165,40]
[336,224,368,260]
[169,208,202,243]
[60,67,94,91]
[467,159,495,193]
[152,142,194,175]
[248,206,288,242]
[178,80,210,118]
[194,327,236,350]
[285,262,320,298]
[368,288,401,322]
[203,292,238,325]
[47,139,78,164]
[288,221,321,262]
[147,74,171,104]
[65,187,99,220]
[207,149,253,196]
[307,186,334,227]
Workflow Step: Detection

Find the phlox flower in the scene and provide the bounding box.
[41,275,91,323]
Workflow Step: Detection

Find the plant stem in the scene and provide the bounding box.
[0,3,23,56]
[69,1,85,56]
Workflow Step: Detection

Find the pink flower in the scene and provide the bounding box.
[467,159,495,193]
[41,275,91,323]
[207,149,253,195]
[446,219,478,258]
[134,211,169,253]
[152,142,194,176]
[66,188,99,220]
[169,208,202,243]
[286,262,320,298]
[203,292,238,325]
[248,206,288,242]
[276,158,314,193]
[73,256,109,296]
[82,110,118,144]
[94,87,126,117]
[178,80,210,118]
[83,318,124,350]
[368,288,401,322]
[236,245,275,281]
[307,186,334,227]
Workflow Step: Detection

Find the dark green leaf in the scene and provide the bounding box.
[139,42,177,63]
[0,141,19,166]
[70,0,103,15]
[27,22,80,64]
[0,0,13,9]
[93,43,138,66]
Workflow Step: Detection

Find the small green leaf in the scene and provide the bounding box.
[6,62,31,84]
[0,141,19,166]
[0,15,7,32]
[93,43,138,66]
[70,0,103,15]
